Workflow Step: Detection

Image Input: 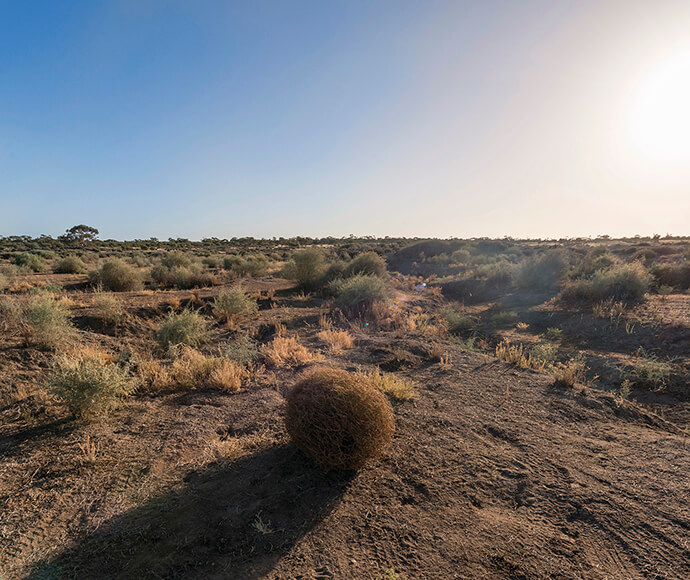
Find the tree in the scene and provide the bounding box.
[60,225,99,244]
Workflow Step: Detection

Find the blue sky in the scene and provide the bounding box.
[1,1,689,239]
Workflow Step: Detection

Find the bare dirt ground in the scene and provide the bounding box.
[1,276,689,579]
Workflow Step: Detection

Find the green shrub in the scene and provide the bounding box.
[514,250,568,290]
[156,310,209,349]
[223,335,260,366]
[650,262,690,290]
[627,349,672,390]
[281,248,328,290]
[54,255,87,274]
[14,252,47,272]
[560,262,650,304]
[285,367,395,471]
[331,274,389,313]
[344,252,387,278]
[93,289,125,326]
[22,295,73,349]
[223,254,269,278]
[90,259,142,292]
[45,354,139,419]
[212,287,258,322]
[161,250,192,269]
[441,307,476,335]
[151,262,215,289]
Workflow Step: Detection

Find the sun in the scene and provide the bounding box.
[627,49,690,165]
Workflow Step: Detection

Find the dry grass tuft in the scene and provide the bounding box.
[169,347,247,392]
[365,369,416,401]
[317,328,354,353]
[285,367,395,471]
[93,289,125,325]
[551,357,587,387]
[260,334,322,367]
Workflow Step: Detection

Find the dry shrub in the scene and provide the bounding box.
[45,351,139,419]
[93,289,125,325]
[552,357,587,387]
[317,328,354,353]
[365,369,416,401]
[21,294,74,349]
[285,367,395,471]
[260,334,322,367]
[136,358,171,391]
[169,347,246,392]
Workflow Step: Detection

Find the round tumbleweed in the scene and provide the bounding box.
[285,367,395,471]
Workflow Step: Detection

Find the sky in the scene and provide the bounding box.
[1,0,689,240]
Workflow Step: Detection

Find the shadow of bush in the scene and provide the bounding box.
[30,444,353,580]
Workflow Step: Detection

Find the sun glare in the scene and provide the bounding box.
[627,49,690,165]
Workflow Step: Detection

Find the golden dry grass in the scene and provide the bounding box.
[365,369,416,401]
[317,328,354,353]
[260,334,322,367]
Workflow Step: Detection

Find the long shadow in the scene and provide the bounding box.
[29,444,353,580]
[0,417,74,460]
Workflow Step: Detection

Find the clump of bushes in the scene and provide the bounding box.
[650,262,690,290]
[22,294,74,349]
[14,252,47,272]
[224,254,269,278]
[156,310,209,349]
[331,274,389,315]
[151,262,215,289]
[281,248,328,290]
[45,352,139,419]
[212,287,258,323]
[344,252,387,278]
[54,255,87,274]
[559,262,650,304]
[514,250,568,290]
[90,259,142,292]
[285,367,395,471]
[160,251,192,269]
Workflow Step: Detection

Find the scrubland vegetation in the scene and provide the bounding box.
[1,233,689,578]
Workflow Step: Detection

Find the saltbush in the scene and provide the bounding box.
[91,259,142,292]
[560,262,650,304]
[54,255,87,274]
[45,354,139,419]
[344,252,387,278]
[156,309,209,349]
[281,248,328,290]
[331,274,389,314]
[212,287,258,322]
[14,252,47,273]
